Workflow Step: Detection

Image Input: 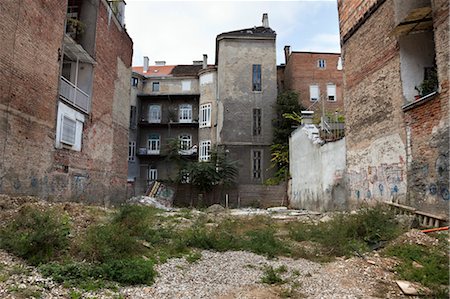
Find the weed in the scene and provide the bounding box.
[69,290,83,299]
[0,206,70,265]
[186,251,202,263]
[384,240,449,298]
[9,264,31,276]
[261,265,285,284]
[289,205,402,257]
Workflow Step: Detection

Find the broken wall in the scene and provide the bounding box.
[289,128,347,211]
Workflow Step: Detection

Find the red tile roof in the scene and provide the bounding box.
[132,65,175,77]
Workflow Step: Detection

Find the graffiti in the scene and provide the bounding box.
[429,183,437,195]
[378,184,384,195]
[13,179,21,190]
[355,190,360,200]
[441,187,449,201]
[366,190,371,199]
[391,185,399,195]
[30,177,38,188]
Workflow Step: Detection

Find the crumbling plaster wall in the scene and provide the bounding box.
[289,129,346,211]
[198,69,217,144]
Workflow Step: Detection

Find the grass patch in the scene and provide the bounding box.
[384,234,449,298]
[0,206,70,265]
[261,265,286,284]
[289,205,402,257]
[186,251,202,263]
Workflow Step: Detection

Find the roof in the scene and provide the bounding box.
[217,26,276,40]
[132,64,204,78]
[290,51,341,56]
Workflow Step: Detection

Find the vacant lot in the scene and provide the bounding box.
[0,195,448,298]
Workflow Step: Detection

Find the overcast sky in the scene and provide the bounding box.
[124,0,341,66]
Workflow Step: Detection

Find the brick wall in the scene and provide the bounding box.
[283,52,344,114]
[0,0,133,205]
[339,0,449,217]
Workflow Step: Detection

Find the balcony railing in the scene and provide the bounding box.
[59,76,90,113]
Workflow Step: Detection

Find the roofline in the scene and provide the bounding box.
[290,51,341,55]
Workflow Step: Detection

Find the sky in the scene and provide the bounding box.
[124,0,341,67]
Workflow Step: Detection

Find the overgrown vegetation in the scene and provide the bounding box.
[2,203,445,296]
[289,205,402,256]
[384,233,449,298]
[268,91,304,185]
[261,265,286,284]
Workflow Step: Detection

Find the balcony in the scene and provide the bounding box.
[138,119,199,127]
[138,147,160,156]
[179,145,198,156]
[59,76,90,113]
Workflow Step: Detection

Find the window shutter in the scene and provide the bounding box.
[61,115,76,145]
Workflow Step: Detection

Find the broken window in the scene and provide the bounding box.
[252,64,262,91]
[252,108,262,136]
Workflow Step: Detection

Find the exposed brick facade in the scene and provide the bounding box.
[338,0,449,217]
[0,0,133,205]
[283,51,344,115]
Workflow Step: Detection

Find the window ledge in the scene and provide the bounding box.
[402,91,438,112]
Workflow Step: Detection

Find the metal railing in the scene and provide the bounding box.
[59,76,90,113]
[320,117,345,141]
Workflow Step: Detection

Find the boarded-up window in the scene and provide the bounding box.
[310,85,319,101]
[61,115,76,145]
[253,108,262,136]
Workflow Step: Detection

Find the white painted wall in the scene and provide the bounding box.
[289,127,346,211]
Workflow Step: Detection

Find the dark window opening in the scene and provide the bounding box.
[252,64,261,91]
[253,108,262,136]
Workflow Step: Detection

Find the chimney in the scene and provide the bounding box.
[155,61,166,66]
[202,54,207,69]
[262,13,269,28]
[143,56,149,73]
[337,56,343,70]
[284,46,291,64]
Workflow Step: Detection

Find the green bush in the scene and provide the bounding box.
[244,228,290,258]
[261,266,285,284]
[112,205,159,236]
[80,223,142,263]
[101,258,156,285]
[0,206,70,265]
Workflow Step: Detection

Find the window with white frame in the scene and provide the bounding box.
[128,141,136,161]
[131,77,138,87]
[317,59,326,69]
[199,103,211,128]
[148,105,161,123]
[179,104,192,123]
[182,80,191,91]
[309,84,319,101]
[55,102,85,151]
[179,134,192,150]
[252,150,262,181]
[152,82,160,92]
[147,134,160,154]
[148,168,157,182]
[199,140,211,161]
[327,84,337,101]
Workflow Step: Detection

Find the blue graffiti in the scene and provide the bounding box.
[391,185,399,195]
[378,184,384,195]
[441,187,449,201]
[30,177,38,188]
[366,190,372,199]
[356,190,360,200]
[429,183,437,195]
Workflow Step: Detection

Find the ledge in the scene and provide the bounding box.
[402,91,438,112]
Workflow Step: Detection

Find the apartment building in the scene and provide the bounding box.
[0,0,133,204]
[338,0,448,217]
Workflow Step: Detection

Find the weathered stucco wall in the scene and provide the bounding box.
[198,69,218,144]
[289,129,346,211]
[142,78,200,95]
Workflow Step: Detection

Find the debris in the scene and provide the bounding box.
[396,280,417,295]
[366,260,376,265]
[267,206,288,212]
[421,226,449,233]
[127,196,172,211]
[319,215,333,223]
[412,261,423,269]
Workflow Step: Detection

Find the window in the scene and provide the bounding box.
[148,168,157,182]
[131,77,138,87]
[252,108,262,136]
[152,82,160,92]
[252,64,261,91]
[317,59,326,69]
[252,150,262,181]
[129,106,137,128]
[148,105,161,123]
[128,141,136,161]
[147,134,160,155]
[327,84,336,101]
[182,80,191,91]
[199,103,211,128]
[179,104,192,123]
[179,134,192,150]
[56,102,84,151]
[199,140,211,161]
[309,84,319,101]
